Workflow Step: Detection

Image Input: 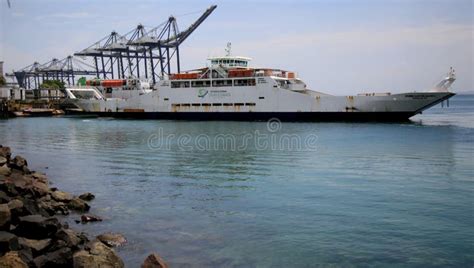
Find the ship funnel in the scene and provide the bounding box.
[430,67,456,92]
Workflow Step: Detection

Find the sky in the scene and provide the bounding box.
[0,0,472,95]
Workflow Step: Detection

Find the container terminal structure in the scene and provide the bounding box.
[6,5,217,95]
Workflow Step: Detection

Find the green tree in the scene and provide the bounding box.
[39,80,65,89]
[0,76,5,86]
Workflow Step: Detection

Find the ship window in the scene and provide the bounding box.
[259,96,265,99]
[234,79,256,86]
[212,80,232,87]
[212,103,222,106]
[192,103,201,106]
[245,103,256,106]
[202,103,211,106]
[172,104,180,107]
[171,81,190,88]
[191,80,211,87]
[164,98,169,101]
[235,103,244,106]
[223,103,233,106]
[181,103,191,107]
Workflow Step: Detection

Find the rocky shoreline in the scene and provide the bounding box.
[0,145,167,267]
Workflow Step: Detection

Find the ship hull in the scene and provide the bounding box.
[72,111,419,122]
[66,74,456,122]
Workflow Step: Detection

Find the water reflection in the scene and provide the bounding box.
[0,98,472,267]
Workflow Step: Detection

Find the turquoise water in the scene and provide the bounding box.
[0,95,473,267]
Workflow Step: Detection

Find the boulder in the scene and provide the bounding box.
[74,240,124,268]
[97,233,126,248]
[55,228,82,249]
[38,199,69,216]
[0,146,11,161]
[22,166,31,175]
[29,180,50,198]
[0,231,19,254]
[0,181,18,197]
[18,237,51,256]
[80,214,102,223]
[68,198,90,213]
[0,166,11,176]
[0,156,7,166]
[51,190,73,203]
[31,172,48,183]
[78,192,95,201]
[33,247,73,267]
[10,156,27,170]
[0,191,11,203]
[0,251,28,268]
[0,204,11,229]
[141,253,169,268]
[14,215,61,239]
[7,199,23,211]
[7,199,24,223]
[20,197,49,217]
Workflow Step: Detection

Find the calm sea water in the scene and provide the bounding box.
[0,94,473,267]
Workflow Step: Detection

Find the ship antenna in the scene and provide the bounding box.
[225,42,232,56]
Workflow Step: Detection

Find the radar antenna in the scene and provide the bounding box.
[225,42,232,56]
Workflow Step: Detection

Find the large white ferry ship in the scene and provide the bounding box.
[65,45,456,121]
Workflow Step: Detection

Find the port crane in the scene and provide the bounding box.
[8,5,217,91]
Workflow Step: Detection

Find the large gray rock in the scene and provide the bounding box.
[31,172,48,183]
[55,228,82,249]
[7,199,24,224]
[97,233,126,248]
[67,198,90,212]
[15,215,61,239]
[73,240,124,268]
[78,192,95,201]
[0,231,19,254]
[0,204,11,229]
[10,156,27,170]
[20,197,49,217]
[0,251,28,268]
[141,253,169,268]
[0,146,11,161]
[7,199,23,211]
[51,190,73,203]
[0,191,11,203]
[0,165,11,176]
[18,237,51,256]
[33,247,73,267]
[0,156,7,166]
[38,199,69,216]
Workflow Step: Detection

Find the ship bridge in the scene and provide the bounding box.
[208,56,252,68]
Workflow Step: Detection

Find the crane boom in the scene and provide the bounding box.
[162,5,217,47]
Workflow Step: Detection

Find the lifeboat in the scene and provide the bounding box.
[170,73,200,80]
